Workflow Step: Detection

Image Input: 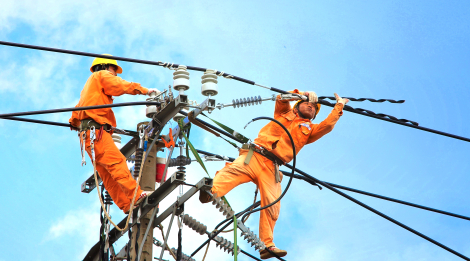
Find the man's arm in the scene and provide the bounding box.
[100,71,149,96]
[274,89,304,117]
[307,93,348,144]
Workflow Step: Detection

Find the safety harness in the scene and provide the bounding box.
[78,119,113,166]
[242,143,284,183]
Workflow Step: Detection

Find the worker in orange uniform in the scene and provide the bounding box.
[201,90,349,259]
[69,55,158,214]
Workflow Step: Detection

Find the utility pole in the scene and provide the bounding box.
[130,122,159,261]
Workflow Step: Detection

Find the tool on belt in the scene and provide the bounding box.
[242,143,284,183]
[78,119,112,166]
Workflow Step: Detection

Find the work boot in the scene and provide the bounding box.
[260,246,287,260]
[124,191,153,214]
[199,189,213,204]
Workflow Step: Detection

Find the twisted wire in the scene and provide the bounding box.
[319,99,419,126]
[319,96,405,103]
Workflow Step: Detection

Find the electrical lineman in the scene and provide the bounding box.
[200,90,349,259]
[69,54,158,214]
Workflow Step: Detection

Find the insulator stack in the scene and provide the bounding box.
[212,196,235,219]
[104,191,113,205]
[167,155,192,167]
[182,214,207,235]
[213,235,241,256]
[133,148,143,179]
[232,95,262,108]
[170,248,195,261]
[241,227,266,251]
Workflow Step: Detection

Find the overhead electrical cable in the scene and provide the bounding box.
[0,101,160,118]
[1,40,468,142]
[193,148,470,222]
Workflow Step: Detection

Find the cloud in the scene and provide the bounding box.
[45,201,101,258]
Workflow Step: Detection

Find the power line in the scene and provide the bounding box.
[0,40,468,142]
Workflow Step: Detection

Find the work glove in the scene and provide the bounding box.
[303,91,318,103]
[148,88,160,96]
[334,93,349,105]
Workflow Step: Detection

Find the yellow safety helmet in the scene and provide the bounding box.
[90,54,123,74]
[294,99,321,118]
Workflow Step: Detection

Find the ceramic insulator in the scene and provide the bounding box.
[173,65,190,94]
[201,69,218,96]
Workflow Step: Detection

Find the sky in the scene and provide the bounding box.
[0,1,469,260]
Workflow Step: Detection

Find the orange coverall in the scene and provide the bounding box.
[69,70,149,213]
[211,89,344,247]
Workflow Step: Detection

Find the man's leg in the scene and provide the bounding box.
[86,130,143,213]
[209,151,256,200]
[253,156,282,248]
[95,164,131,211]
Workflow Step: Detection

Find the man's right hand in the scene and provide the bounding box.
[304,91,318,103]
[148,88,160,95]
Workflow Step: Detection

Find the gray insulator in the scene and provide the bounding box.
[226,210,235,219]
[232,95,263,108]
[182,214,207,236]
[167,156,192,167]
[212,196,221,206]
[216,199,224,209]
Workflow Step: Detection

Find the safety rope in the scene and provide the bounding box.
[158,225,177,260]
[90,126,147,232]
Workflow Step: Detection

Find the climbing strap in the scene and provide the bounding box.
[187,111,239,149]
[177,118,209,177]
[177,118,233,208]
[90,126,147,232]
[200,112,249,144]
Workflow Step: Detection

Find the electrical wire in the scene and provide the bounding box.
[240,117,296,222]
[1,40,469,143]
[0,101,161,118]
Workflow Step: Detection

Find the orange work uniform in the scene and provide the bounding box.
[69,70,149,213]
[211,89,344,247]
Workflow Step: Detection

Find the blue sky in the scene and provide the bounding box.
[0,1,469,260]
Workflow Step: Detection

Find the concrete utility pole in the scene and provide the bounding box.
[129,123,159,261]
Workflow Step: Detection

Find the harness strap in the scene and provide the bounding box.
[242,143,284,183]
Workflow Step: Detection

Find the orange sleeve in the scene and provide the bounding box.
[274,89,304,117]
[307,103,344,144]
[100,71,149,96]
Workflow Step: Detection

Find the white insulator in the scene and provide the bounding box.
[112,134,122,149]
[173,110,186,122]
[146,98,158,118]
[173,65,190,94]
[201,69,218,96]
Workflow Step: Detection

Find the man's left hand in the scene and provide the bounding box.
[334,93,349,105]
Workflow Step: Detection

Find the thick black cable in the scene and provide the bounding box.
[285,168,470,259]
[0,40,255,84]
[191,116,294,261]
[0,101,160,118]
[1,116,137,137]
[319,96,405,103]
[177,228,182,261]
[272,88,470,142]
[3,40,468,143]
[193,147,470,259]
[240,116,295,221]
[194,128,470,222]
